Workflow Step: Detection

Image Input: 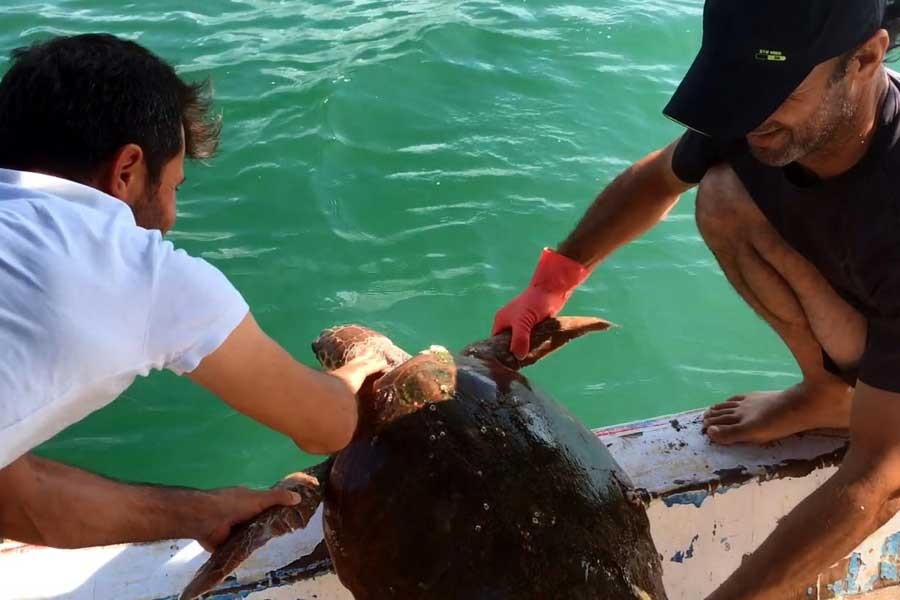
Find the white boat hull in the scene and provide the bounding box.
[2,410,895,599]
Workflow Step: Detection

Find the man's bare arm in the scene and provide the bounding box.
[188,313,386,455]
[492,137,696,356]
[707,382,900,600]
[557,140,694,269]
[0,453,299,550]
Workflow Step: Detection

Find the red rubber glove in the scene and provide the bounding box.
[492,248,590,359]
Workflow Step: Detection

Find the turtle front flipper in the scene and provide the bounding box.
[180,459,333,600]
[462,316,613,370]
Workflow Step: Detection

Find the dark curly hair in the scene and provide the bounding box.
[0,33,220,184]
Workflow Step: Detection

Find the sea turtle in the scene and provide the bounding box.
[181,318,667,599]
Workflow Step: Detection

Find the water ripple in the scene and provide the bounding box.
[1,0,753,487]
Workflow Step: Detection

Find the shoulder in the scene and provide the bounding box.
[0,179,153,263]
[671,130,744,185]
[143,238,249,375]
[878,70,900,166]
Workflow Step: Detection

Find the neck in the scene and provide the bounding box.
[798,70,889,179]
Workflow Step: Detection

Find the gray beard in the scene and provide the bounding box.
[749,86,857,168]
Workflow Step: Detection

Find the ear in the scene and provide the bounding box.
[99,143,147,204]
[853,29,890,84]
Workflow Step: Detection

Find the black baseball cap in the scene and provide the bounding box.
[664,0,886,139]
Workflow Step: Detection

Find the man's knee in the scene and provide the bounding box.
[695,165,758,239]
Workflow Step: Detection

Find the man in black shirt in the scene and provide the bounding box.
[494,0,900,597]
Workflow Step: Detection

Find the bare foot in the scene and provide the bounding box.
[702,379,853,445]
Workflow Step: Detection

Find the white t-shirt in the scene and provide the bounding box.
[0,169,249,469]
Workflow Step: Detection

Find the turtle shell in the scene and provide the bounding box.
[323,352,666,600]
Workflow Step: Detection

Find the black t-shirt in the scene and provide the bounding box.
[671,71,900,392]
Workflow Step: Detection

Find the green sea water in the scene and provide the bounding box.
[0,0,796,489]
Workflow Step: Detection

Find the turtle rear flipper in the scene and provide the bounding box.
[180,460,332,600]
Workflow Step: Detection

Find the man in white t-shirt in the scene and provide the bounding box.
[0,34,386,550]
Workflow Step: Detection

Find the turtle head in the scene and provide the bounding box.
[313,327,457,431]
[368,346,457,430]
[313,325,456,430]
[461,316,613,371]
[312,325,411,371]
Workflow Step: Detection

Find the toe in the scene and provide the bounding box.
[703,408,737,423]
[707,424,746,446]
[710,399,742,412]
[702,411,738,433]
[704,413,740,427]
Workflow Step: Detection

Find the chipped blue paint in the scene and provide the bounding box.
[671,535,700,564]
[162,559,333,600]
[663,491,708,508]
[168,584,256,600]
[207,592,253,600]
[662,483,741,509]
[884,532,900,557]
[827,553,862,595]
[157,588,261,600]
[876,531,900,585]
[881,561,899,582]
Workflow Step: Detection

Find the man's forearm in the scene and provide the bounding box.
[187,314,370,456]
[708,459,890,600]
[558,143,690,269]
[1,454,217,548]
